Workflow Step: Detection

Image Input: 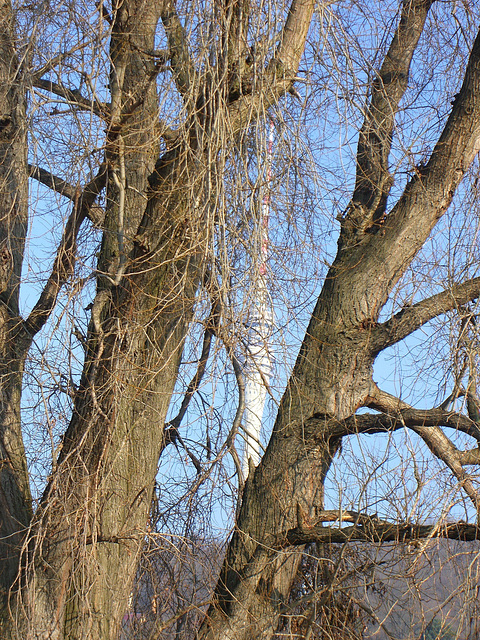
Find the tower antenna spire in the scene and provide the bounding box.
[241,117,275,479]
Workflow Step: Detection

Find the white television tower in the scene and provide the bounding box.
[242,118,275,479]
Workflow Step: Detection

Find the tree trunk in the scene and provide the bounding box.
[198,276,377,640]
[8,1,316,636]
[16,3,207,635]
[0,0,32,626]
[199,3,480,638]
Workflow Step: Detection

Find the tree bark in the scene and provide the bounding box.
[0,0,32,622]
[17,3,202,637]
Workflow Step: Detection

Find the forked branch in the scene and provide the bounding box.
[371,24,480,281]
[365,387,480,514]
[343,0,434,237]
[225,0,314,135]
[309,386,480,513]
[29,164,105,227]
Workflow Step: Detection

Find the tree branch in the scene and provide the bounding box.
[282,518,480,547]
[31,42,93,82]
[316,385,480,444]
[372,276,480,353]
[342,0,434,238]
[457,448,480,465]
[96,1,113,25]
[29,164,105,227]
[224,0,314,136]
[161,1,196,98]
[223,0,250,70]
[466,386,480,421]
[311,384,480,513]
[369,24,480,286]
[29,164,77,200]
[276,0,315,73]
[164,297,219,443]
[322,22,480,339]
[33,78,110,119]
[24,165,107,339]
[169,429,203,474]
[364,384,480,437]
[365,387,480,514]
[326,407,480,442]
[223,335,246,489]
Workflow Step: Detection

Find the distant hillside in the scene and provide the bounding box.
[360,539,480,640]
[119,536,480,640]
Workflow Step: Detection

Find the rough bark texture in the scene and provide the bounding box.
[21,3,203,637]
[0,0,31,615]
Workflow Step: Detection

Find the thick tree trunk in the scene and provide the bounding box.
[14,3,207,635]
[23,275,201,640]
[0,0,32,627]
[14,2,316,635]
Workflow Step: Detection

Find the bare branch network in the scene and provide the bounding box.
[1,1,480,639]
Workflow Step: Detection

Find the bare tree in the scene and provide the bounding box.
[2,0,480,639]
